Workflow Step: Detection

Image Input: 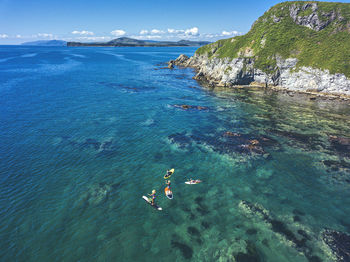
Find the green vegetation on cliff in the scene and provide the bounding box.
[196,1,350,77]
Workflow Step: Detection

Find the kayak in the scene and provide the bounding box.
[164,187,173,199]
[185,180,202,184]
[142,196,162,210]
[164,168,175,179]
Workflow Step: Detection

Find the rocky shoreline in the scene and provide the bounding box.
[168,54,350,102]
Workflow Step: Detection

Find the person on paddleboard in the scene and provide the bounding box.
[166,180,171,189]
[148,189,156,205]
[188,178,201,184]
[165,170,171,177]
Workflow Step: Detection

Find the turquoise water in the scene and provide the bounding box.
[0,46,350,262]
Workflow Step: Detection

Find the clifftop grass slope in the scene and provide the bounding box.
[196,1,350,77]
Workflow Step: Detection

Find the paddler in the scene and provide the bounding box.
[165,169,172,178]
[148,189,156,205]
[166,180,171,189]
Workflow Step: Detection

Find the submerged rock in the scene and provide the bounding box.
[322,229,350,262]
[239,200,318,260]
[270,129,323,151]
[328,135,350,157]
[235,240,263,262]
[187,226,201,237]
[168,132,192,149]
[75,181,122,213]
[171,240,193,259]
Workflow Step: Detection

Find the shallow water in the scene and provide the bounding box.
[0,46,350,262]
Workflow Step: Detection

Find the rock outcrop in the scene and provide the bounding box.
[173,54,350,95]
[169,1,350,96]
[322,229,350,261]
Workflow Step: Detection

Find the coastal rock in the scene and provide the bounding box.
[173,53,350,96]
[169,2,350,96]
[289,3,338,31]
[167,60,175,69]
[322,229,350,261]
[174,54,190,66]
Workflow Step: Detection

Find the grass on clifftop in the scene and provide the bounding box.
[196,1,350,77]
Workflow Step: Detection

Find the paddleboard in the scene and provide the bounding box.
[164,187,173,199]
[185,180,202,184]
[142,196,162,210]
[164,168,175,179]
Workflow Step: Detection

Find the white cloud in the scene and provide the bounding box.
[72,30,94,35]
[0,34,8,38]
[151,29,165,34]
[221,30,239,36]
[185,27,199,36]
[37,33,53,38]
[111,30,126,36]
[140,30,148,35]
[132,35,162,40]
[167,28,185,34]
[75,36,112,41]
[203,34,216,38]
[16,34,22,38]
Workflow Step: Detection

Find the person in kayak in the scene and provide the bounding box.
[148,189,156,205]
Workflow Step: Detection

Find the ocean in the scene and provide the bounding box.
[0,45,349,261]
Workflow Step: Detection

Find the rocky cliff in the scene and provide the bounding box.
[170,1,350,96]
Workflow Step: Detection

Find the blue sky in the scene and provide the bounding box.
[0,0,349,44]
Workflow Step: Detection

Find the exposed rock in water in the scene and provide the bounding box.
[167,60,175,69]
[322,229,350,262]
[175,54,190,65]
[224,131,241,137]
[173,104,209,110]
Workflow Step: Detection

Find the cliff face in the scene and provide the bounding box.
[172,1,350,95]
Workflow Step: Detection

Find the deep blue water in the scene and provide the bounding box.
[0,46,350,262]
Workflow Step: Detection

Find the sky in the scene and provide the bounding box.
[0,0,349,44]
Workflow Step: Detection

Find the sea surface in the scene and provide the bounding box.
[0,46,350,262]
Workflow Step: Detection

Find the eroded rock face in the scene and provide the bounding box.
[171,53,350,96]
[322,229,350,262]
[175,54,190,65]
[289,3,339,31]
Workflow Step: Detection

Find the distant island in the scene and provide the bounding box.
[21,40,67,46]
[67,37,211,47]
[170,1,350,97]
